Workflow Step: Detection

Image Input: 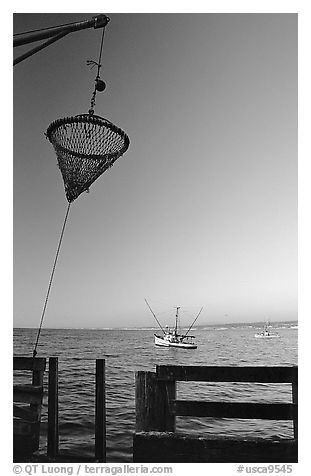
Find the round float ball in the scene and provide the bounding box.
[96,79,106,92]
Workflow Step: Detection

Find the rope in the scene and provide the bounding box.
[89,27,106,114]
[33,202,72,357]
[96,26,105,79]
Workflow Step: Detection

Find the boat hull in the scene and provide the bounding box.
[154,334,197,349]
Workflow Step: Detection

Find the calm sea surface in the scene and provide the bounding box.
[13,323,298,462]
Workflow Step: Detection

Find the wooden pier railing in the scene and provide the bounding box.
[13,356,47,459]
[13,356,106,462]
[134,365,298,463]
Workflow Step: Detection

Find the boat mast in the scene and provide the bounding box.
[174,307,180,335]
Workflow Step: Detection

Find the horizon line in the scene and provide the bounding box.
[13,318,298,330]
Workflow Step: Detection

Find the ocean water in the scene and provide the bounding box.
[13,323,298,462]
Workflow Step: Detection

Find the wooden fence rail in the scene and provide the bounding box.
[134,365,298,463]
[156,365,298,383]
[156,365,298,434]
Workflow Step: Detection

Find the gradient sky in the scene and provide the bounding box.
[13,13,297,328]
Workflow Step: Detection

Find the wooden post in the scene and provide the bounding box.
[47,357,59,458]
[31,358,45,450]
[31,361,44,386]
[135,371,176,432]
[95,359,106,462]
[292,380,298,439]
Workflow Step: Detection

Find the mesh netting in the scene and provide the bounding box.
[46,114,130,202]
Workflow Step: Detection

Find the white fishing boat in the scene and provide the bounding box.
[154,332,197,348]
[255,323,280,339]
[145,300,202,349]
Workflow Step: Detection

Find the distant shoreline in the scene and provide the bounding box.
[13,320,298,331]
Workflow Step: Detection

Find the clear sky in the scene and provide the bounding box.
[13,12,297,328]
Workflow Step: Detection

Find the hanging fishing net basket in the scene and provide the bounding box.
[46,114,130,202]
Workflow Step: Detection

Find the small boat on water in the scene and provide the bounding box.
[255,323,280,339]
[154,330,197,348]
[145,300,202,349]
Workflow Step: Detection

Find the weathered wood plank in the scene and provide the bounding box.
[136,371,176,432]
[32,370,44,386]
[13,404,39,421]
[171,400,297,420]
[14,356,46,371]
[156,365,298,383]
[133,432,298,463]
[13,420,40,436]
[13,385,43,404]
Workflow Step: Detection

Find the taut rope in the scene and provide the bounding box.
[33,202,71,357]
